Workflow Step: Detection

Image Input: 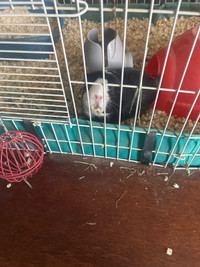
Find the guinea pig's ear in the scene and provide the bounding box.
[86,71,103,82]
[86,73,93,82]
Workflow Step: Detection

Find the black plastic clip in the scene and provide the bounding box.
[141,132,157,165]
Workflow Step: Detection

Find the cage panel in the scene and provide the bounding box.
[0,0,199,171]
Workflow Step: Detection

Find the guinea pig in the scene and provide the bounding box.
[82,68,159,124]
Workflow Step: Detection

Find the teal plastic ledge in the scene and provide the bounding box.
[2,118,199,167]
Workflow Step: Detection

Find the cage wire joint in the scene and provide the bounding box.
[65,0,88,18]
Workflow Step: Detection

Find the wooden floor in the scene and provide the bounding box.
[1,154,200,267]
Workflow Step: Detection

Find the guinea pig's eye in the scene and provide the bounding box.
[94,95,103,101]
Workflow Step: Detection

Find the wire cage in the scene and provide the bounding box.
[0,0,200,172]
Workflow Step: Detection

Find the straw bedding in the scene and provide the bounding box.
[0,8,57,38]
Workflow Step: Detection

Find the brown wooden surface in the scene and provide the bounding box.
[0,154,200,267]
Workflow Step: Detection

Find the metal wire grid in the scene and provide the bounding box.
[0,0,199,170]
[58,0,200,5]
[1,117,199,171]
[0,0,72,123]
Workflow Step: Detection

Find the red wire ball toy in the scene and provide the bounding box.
[0,131,44,183]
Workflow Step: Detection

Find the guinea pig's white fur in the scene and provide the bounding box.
[83,78,110,117]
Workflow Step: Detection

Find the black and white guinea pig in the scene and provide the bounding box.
[82,68,159,123]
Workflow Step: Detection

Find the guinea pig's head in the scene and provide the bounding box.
[83,78,110,118]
